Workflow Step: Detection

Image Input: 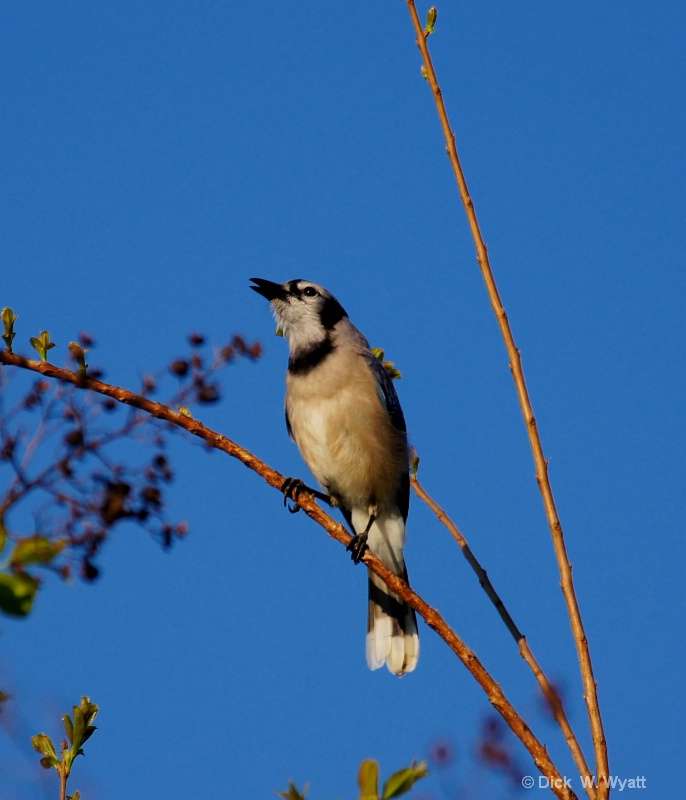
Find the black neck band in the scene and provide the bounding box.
[288,337,335,375]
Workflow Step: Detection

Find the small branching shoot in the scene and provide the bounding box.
[31,696,98,800]
[29,330,56,362]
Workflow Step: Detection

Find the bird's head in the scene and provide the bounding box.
[250,278,348,354]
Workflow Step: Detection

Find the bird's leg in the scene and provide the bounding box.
[281,477,338,514]
[347,506,377,564]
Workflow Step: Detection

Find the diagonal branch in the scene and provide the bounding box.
[412,475,595,799]
[0,350,576,800]
[404,2,608,794]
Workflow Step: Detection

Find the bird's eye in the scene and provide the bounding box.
[303,286,318,297]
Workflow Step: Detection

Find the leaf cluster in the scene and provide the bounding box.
[278,760,427,800]
[31,696,98,800]
[370,348,402,382]
[357,759,428,800]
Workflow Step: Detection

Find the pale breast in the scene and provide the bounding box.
[285,351,407,510]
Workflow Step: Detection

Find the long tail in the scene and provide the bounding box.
[362,510,419,676]
[367,566,419,676]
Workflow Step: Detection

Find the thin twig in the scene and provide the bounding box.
[411,476,522,639]
[0,351,576,800]
[411,475,595,798]
[404,3,608,795]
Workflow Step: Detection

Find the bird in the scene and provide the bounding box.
[250,277,419,676]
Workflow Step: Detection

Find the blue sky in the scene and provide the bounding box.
[1,2,684,798]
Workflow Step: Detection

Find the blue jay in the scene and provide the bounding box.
[250,278,419,676]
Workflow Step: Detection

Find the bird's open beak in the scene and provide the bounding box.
[249,278,288,301]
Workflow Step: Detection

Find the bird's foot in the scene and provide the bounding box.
[347,532,369,564]
[281,477,308,513]
[281,477,336,513]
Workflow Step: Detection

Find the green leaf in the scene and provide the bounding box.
[1,307,17,352]
[2,307,18,326]
[0,572,39,617]
[370,348,402,381]
[68,699,97,759]
[63,713,74,743]
[381,762,428,799]
[29,330,56,362]
[31,732,58,760]
[10,536,65,567]
[0,516,7,556]
[424,6,438,35]
[71,706,85,749]
[79,697,99,727]
[32,733,60,770]
[358,759,379,800]
[371,348,401,381]
[68,792,81,800]
[276,781,308,800]
[80,725,97,745]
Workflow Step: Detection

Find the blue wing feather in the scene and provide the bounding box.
[365,353,410,519]
[365,354,407,434]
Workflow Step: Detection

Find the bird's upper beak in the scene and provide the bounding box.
[250,278,288,302]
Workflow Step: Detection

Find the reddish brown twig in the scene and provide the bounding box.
[0,350,575,800]
[404,3,608,795]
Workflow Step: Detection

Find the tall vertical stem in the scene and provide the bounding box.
[404,2,608,793]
